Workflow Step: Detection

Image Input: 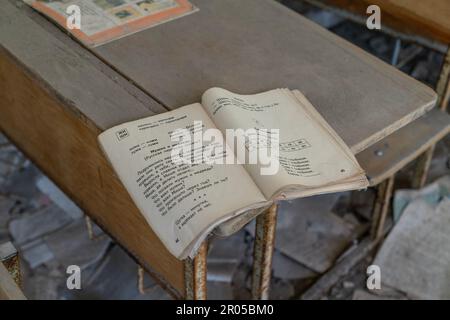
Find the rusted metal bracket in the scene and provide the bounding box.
[184,241,208,300]
[251,203,278,300]
[0,242,21,287]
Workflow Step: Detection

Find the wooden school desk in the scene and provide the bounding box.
[0,0,443,299]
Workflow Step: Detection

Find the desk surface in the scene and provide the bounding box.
[95,0,436,154]
[0,0,437,297]
[316,0,450,45]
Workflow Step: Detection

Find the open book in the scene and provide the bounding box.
[98,88,368,259]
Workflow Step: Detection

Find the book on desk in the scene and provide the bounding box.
[99,87,368,259]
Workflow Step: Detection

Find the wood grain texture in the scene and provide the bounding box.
[0,1,184,296]
[95,0,437,153]
[251,204,278,300]
[374,199,450,299]
[274,197,354,273]
[315,0,450,44]
[356,109,450,186]
[300,237,375,300]
[1,0,166,130]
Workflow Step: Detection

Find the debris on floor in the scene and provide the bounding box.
[0,135,171,299]
[246,194,360,273]
[393,175,450,222]
[352,289,396,300]
[21,239,54,269]
[374,187,450,299]
[271,250,317,281]
[9,205,73,246]
[62,245,172,300]
[36,176,84,220]
[43,219,111,271]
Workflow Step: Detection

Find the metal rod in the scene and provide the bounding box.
[184,241,208,300]
[251,203,278,300]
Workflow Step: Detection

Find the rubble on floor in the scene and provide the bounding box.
[271,251,317,281]
[62,245,172,300]
[246,194,362,274]
[374,178,450,299]
[393,175,450,222]
[352,289,407,300]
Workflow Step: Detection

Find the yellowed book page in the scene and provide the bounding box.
[98,103,265,259]
[202,88,366,199]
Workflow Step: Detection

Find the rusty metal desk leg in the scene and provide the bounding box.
[251,203,278,300]
[370,176,395,242]
[412,46,450,189]
[0,242,21,287]
[184,241,208,300]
